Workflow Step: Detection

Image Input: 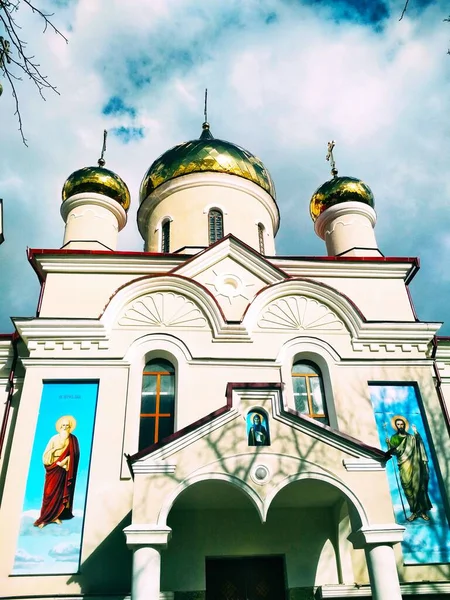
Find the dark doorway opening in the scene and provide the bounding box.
[206,555,286,600]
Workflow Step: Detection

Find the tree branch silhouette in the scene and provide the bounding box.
[0,0,67,146]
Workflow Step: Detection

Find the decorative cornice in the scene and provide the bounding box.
[123,524,172,548]
[314,202,377,240]
[318,582,450,597]
[13,319,109,347]
[343,458,385,472]
[60,192,127,231]
[348,524,405,549]
[270,259,415,281]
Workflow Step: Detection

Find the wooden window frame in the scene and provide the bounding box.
[140,366,175,446]
[292,362,328,421]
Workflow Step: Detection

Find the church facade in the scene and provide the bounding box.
[1,123,450,600]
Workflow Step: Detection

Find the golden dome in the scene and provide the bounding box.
[62,166,131,212]
[310,176,374,222]
[139,124,276,203]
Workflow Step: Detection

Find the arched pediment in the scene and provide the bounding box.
[101,275,225,334]
[244,278,365,337]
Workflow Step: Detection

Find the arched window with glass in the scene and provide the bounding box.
[161,219,171,253]
[257,223,265,254]
[208,209,223,245]
[139,358,175,450]
[291,360,328,424]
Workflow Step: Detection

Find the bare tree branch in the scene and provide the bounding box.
[0,0,67,145]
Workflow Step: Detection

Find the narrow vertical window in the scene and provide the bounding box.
[139,359,175,450]
[258,223,265,254]
[292,361,328,424]
[161,219,171,253]
[209,209,223,245]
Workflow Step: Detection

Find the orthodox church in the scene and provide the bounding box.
[1,117,450,600]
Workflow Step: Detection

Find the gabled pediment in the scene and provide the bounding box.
[129,383,386,477]
[171,235,287,321]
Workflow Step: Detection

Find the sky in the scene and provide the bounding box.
[0,0,449,333]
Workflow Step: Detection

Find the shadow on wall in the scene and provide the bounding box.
[68,512,132,596]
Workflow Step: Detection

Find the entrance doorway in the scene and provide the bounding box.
[205,556,286,600]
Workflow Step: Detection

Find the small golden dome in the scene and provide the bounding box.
[139,125,276,203]
[62,166,131,212]
[310,176,374,222]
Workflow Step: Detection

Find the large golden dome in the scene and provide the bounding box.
[139,124,276,203]
[310,176,374,222]
[62,166,131,212]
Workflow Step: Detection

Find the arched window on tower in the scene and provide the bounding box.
[257,223,265,254]
[291,360,328,424]
[139,358,175,450]
[208,209,223,245]
[161,219,171,253]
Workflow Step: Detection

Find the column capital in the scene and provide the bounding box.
[349,524,405,549]
[123,524,172,549]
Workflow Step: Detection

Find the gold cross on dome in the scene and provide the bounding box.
[98,130,107,167]
[326,140,338,177]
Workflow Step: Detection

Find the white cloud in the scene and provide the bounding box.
[14,548,44,564]
[0,0,449,331]
[48,542,80,561]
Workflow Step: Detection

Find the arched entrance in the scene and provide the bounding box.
[157,475,366,599]
[124,471,404,600]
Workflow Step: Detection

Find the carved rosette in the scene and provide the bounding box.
[119,292,207,328]
[258,295,344,331]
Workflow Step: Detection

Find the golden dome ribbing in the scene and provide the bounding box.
[310,176,374,222]
[62,166,131,211]
[140,124,276,203]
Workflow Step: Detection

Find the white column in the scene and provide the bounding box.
[132,546,162,600]
[124,524,172,600]
[365,544,402,600]
[349,524,404,600]
[61,192,127,250]
[314,202,381,257]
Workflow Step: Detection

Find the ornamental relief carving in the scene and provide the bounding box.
[119,292,208,328]
[258,295,344,331]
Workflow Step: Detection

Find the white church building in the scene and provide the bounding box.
[1,121,450,600]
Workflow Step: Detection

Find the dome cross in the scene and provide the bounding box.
[98,129,108,167]
[326,140,338,178]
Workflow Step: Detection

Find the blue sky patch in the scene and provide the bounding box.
[298,0,390,25]
[111,126,145,143]
[102,96,137,118]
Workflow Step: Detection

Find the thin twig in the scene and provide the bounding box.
[0,0,65,144]
[3,64,27,145]
[21,0,68,42]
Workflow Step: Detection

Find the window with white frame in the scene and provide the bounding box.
[208,209,223,244]
[161,219,171,253]
[257,223,265,254]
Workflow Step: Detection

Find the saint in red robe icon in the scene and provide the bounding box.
[34,415,80,528]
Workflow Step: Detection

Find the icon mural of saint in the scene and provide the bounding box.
[247,412,270,446]
[385,415,432,522]
[34,415,80,528]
